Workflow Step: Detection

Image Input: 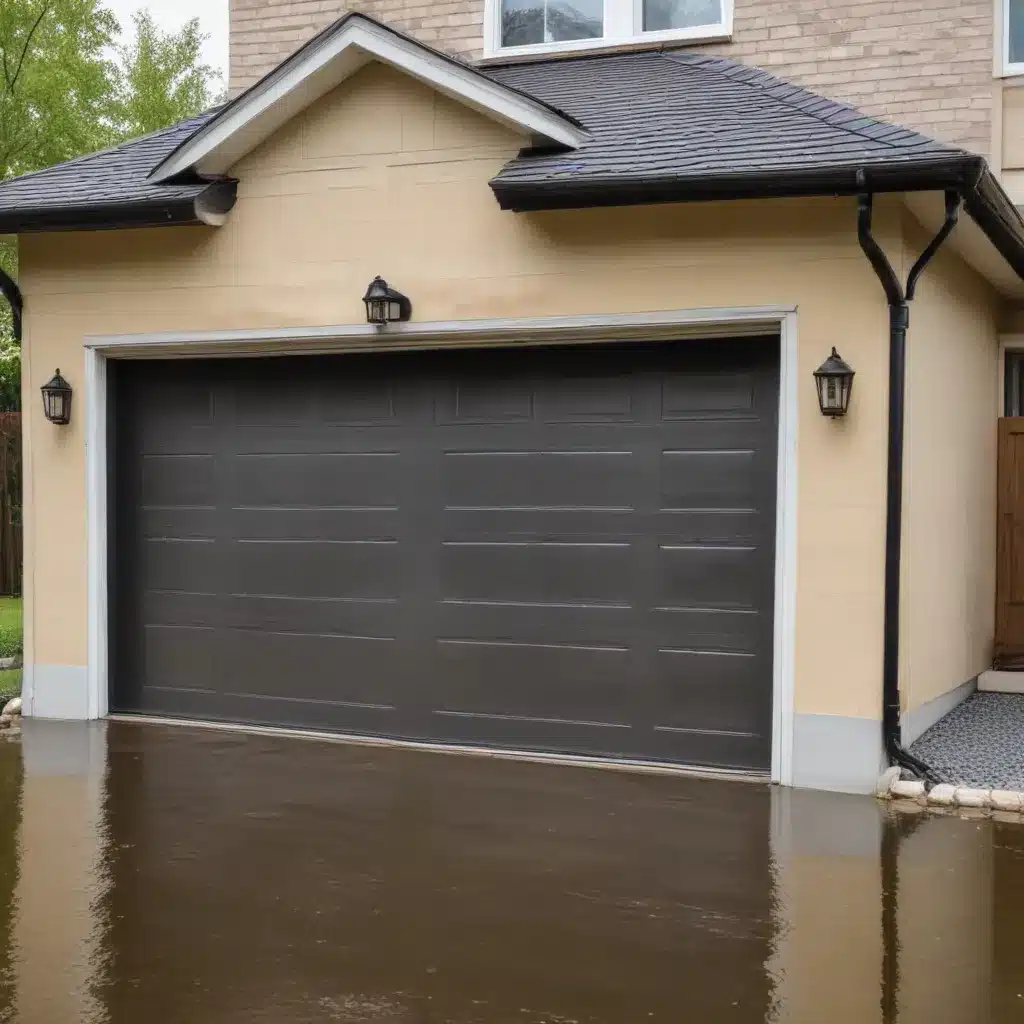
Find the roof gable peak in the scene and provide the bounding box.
[148,12,587,184]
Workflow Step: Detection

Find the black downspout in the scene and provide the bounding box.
[0,267,22,342]
[857,183,962,784]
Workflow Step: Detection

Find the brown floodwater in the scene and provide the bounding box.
[0,720,1021,1022]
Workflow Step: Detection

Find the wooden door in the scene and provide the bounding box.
[996,418,1024,667]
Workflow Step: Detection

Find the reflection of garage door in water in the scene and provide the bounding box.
[111,338,779,772]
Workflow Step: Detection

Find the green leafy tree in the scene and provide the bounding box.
[0,4,221,382]
[111,10,221,142]
[0,0,118,181]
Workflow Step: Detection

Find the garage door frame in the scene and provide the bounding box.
[83,304,799,783]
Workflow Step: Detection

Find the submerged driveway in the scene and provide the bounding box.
[0,720,1022,1022]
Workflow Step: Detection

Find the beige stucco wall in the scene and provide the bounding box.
[16,62,1002,740]
[901,215,1000,716]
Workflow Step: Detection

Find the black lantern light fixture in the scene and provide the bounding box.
[363,276,412,325]
[41,369,73,426]
[813,348,855,418]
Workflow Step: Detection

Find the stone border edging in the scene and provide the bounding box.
[876,765,1024,820]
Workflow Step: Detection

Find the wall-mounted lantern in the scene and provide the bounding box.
[41,369,73,426]
[814,348,855,418]
[363,277,412,325]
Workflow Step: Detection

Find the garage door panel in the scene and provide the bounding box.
[442,507,638,541]
[231,507,401,543]
[648,607,762,656]
[654,649,768,735]
[114,341,779,773]
[436,599,632,649]
[435,379,536,424]
[140,507,219,542]
[427,710,637,759]
[218,595,403,639]
[232,452,403,508]
[661,371,757,416]
[441,450,638,511]
[140,454,217,508]
[143,625,220,691]
[128,688,402,735]
[536,374,636,423]
[229,540,403,601]
[648,729,771,772]
[440,541,633,605]
[654,509,764,546]
[661,450,760,510]
[221,629,402,708]
[657,544,764,611]
[142,539,221,594]
[435,638,635,724]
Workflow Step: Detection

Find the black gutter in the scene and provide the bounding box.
[857,182,961,785]
[0,180,238,235]
[491,155,985,212]
[0,268,21,343]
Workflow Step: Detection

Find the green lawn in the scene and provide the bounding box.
[0,598,22,700]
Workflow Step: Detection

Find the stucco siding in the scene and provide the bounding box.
[901,213,999,716]
[229,0,996,156]
[19,62,962,746]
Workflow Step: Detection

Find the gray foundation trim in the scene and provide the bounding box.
[792,713,885,795]
[23,665,91,721]
[901,677,977,747]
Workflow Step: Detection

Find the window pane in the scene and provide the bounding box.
[1011,0,1024,64]
[501,0,604,47]
[644,0,723,31]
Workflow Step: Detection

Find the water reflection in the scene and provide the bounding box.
[0,721,1019,1022]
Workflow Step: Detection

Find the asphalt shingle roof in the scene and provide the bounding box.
[485,50,976,207]
[0,20,1007,244]
[0,110,226,232]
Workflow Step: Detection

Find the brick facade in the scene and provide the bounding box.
[229,0,995,153]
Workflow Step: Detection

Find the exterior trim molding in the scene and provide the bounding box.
[149,13,587,184]
[83,305,799,785]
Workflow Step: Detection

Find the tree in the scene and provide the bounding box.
[0,4,221,364]
[0,0,118,181]
[111,10,221,142]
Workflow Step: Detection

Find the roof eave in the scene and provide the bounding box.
[0,180,238,235]
[489,156,985,212]
[490,154,1024,284]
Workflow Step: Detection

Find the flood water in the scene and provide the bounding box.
[0,721,1021,1022]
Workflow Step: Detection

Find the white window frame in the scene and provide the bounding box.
[1005,0,1024,76]
[483,0,733,60]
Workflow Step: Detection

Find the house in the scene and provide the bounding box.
[3,0,1024,795]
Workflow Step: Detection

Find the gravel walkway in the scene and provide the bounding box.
[910,692,1024,790]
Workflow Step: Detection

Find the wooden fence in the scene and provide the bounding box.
[0,414,21,597]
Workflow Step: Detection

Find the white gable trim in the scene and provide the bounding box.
[149,15,588,183]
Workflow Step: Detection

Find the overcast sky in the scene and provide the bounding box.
[104,0,230,84]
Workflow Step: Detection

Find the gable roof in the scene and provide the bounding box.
[148,12,588,184]
[0,112,237,234]
[486,50,982,208]
[0,10,1019,285]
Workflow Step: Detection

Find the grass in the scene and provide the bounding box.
[0,598,22,701]
[0,598,20,661]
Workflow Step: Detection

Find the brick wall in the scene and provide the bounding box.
[229,0,995,153]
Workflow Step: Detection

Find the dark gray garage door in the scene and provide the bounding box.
[112,339,779,771]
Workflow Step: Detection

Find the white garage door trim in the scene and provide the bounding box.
[79,305,799,785]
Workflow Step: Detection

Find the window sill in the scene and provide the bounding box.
[999,62,1024,79]
[481,25,732,62]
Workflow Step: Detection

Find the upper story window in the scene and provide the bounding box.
[485,0,733,58]
[1006,0,1024,75]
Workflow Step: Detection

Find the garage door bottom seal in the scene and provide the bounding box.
[105,713,770,785]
